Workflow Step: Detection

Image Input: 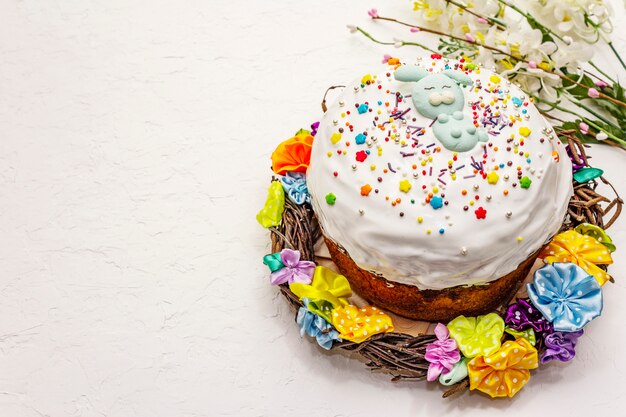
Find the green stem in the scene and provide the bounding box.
[534,96,626,145]
[566,95,616,128]
[354,27,394,46]
[401,41,438,53]
[589,61,617,85]
[354,26,437,54]
[608,41,626,72]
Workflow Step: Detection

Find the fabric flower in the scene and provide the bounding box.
[280,172,310,205]
[296,299,341,350]
[527,263,603,332]
[290,266,352,310]
[504,298,553,336]
[262,252,284,272]
[439,357,469,386]
[504,327,537,347]
[468,337,538,398]
[271,133,314,175]
[574,223,616,253]
[330,305,394,343]
[310,121,320,137]
[565,143,586,170]
[539,229,613,285]
[540,330,584,364]
[268,249,315,286]
[447,313,505,358]
[424,323,461,381]
[256,181,285,228]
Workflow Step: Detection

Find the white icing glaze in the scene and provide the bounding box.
[306,58,573,290]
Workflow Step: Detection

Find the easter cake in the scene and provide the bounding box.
[305,57,573,321]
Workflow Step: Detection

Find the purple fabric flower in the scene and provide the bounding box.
[540,330,584,364]
[269,249,315,285]
[566,144,586,171]
[424,323,461,382]
[505,298,553,335]
[310,121,320,137]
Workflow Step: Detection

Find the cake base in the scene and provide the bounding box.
[325,237,541,322]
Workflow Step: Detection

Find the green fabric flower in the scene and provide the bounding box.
[256,181,285,228]
[504,327,536,346]
[574,223,616,253]
[447,313,505,358]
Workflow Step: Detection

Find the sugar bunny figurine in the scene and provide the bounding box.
[394,65,488,152]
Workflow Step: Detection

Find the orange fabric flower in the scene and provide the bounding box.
[467,337,538,398]
[271,133,314,175]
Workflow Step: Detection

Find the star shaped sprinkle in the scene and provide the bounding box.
[487,171,500,185]
[520,176,532,189]
[399,179,412,193]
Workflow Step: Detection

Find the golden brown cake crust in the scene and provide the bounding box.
[324,237,540,322]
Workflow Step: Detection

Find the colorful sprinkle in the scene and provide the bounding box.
[399,179,412,193]
[430,196,443,209]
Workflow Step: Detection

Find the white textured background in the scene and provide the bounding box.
[1,1,625,416]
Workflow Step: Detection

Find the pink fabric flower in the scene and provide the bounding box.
[465,33,475,43]
[594,79,609,88]
[270,249,315,285]
[587,88,600,98]
[424,323,461,382]
[368,8,378,18]
[382,54,392,64]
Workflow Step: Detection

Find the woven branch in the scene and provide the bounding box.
[561,133,623,231]
[267,132,621,398]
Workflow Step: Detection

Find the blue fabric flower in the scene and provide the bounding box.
[280,172,310,205]
[296,299,341,350]
[527,263,602,332]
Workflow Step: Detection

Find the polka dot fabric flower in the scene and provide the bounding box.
[331,305,394,343]
[447,313,505,358]
[255,181,285,228]
[424,323,461,381]
[468,337,538,398]
[539,229,613,285]
[527,262,602,332]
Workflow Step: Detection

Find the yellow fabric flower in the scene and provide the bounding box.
[289,266,352,309]
[468,337,538,398]
[331,305,394,343]
[447,313,505,358]
[256,181,285,228]
[540,229,613,285]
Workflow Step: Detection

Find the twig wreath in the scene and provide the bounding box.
[257,87,622,399]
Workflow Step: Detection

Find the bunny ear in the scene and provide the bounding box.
[442,69,473,86]
[394,65,429,82]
